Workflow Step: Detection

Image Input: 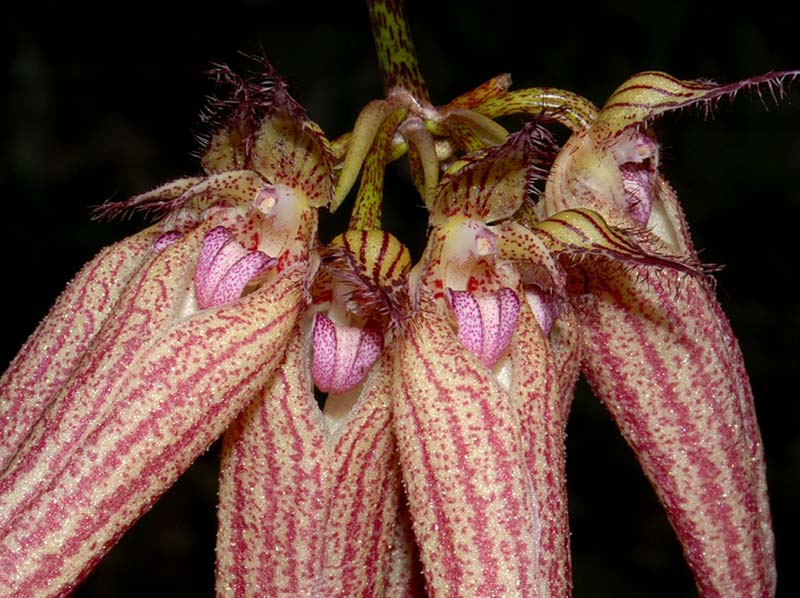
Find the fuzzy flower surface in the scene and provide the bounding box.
[0,2,794,596]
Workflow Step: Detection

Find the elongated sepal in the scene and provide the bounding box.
[475,87,598,132]
[195,226,274,309]
[0,227,158,472]
[533,208,702,275]
[403,117,439,209]
[574,262,775,597]
[311,313,383,394]
[216,328,327,597]
[0,261,304,597]
[384,502,427,597]
[392,305,542,596]
[320,355,401,596]
[350,107,408,230]
[441,108,509,149]
[596,70,800,139]
[446,287,520,367]
[217,331,401,596]
[508,301,576,596]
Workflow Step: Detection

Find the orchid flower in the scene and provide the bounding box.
[0,1,794,596]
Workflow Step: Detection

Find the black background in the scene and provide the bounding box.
[4,2,799,596]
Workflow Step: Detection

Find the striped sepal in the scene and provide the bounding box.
[476,87,598,132]
[252,113,335,209]
[596,70,799,140]
[198,61,335,209]
[333,99,391,210]
[349,107,408,230]
[0,227,157,473]
[216,331,400,597]
[574,261,775,597]
[216,328,327,597]
[320,354,400,596]
[405,116,440,209]
[534,208,700,274]
[0,223,213,528]
[392,304,542,597]
[0,230,303,598]
[325,229,411,328]
[383,500,427,597]
[432,123,557,226]
[509,301,576,596]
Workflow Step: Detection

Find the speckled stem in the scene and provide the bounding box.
[368,0,431,104]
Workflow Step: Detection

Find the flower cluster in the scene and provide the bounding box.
[0,3,792,596]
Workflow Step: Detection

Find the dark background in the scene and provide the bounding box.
[4,2,799,596]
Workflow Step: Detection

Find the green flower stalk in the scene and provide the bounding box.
[0,2,794,596]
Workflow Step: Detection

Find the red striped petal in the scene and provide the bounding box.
[392,304,542,596]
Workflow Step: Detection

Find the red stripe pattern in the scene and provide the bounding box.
[509,302,579,597]
[540,68,777,596]
[216,329,401,596]
[0,227,303,597]
[392,305,542,597]
[0,227,157,473]
[575,260,774,597]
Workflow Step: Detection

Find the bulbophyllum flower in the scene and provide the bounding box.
[0,62,334,596]
[0,0,793,595]
[539,71,787,597]
[216,227,412,596]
